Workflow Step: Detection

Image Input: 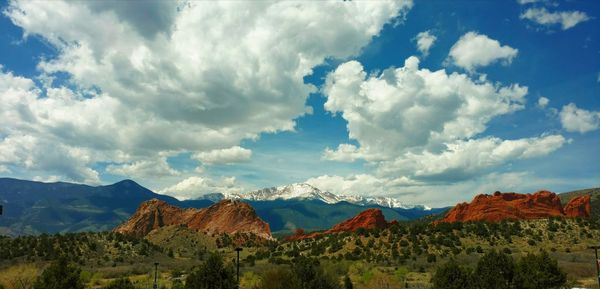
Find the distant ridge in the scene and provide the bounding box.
[0,177,183,236]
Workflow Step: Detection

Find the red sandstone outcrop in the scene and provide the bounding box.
[114,199,272,239]
[328,208,388,233]
[286,208,391,241]
[563,195,591,218]
[437,191,590,223]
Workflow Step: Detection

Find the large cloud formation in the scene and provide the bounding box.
[318,55,565,200]
[0,0,412,184]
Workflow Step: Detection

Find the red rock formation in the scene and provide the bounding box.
[437,190,590,223]
[286,208,390,241]
[563,195,591,218]
[328,208,388,233]
[114,199,272,240]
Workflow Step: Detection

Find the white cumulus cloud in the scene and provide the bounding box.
[448,32,518,72]
[0,0,412,184]
[106,157,179,178]
[520,8,590,30]
[158,176,243,200]
[322,55,565,183]
[537,96,549,108]
[560,103,600,133]
[414,30,436,57]
[193,146,252,165]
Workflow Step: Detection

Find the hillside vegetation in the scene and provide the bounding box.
[1,216,600,289]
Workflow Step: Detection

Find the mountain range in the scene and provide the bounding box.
[0,178,444,236]
[201,183,431,210]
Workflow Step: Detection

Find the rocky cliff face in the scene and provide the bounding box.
[286,208,390,240]
[438,191,591,223]
[563,195,591,218]
[328,208,388,233]
[114,199,272,239]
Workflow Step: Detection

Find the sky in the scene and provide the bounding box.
[0,0,598,207]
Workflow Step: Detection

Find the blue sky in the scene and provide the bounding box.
[0,0,598,206]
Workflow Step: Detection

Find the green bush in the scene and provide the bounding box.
[33,257,85,289]
[259,267,300,289]
[172,279,185,289]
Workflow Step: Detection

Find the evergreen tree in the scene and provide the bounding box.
[472,251,515,289]
[513,251,566,289]
[185,252,236,289]
[291,257,340,289]
[33,256,84,289]
[431,259,472,289]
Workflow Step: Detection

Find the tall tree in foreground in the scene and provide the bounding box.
[33,257,84,289]
[431,259,472,289]
[513,251,567,289]
[472,250,515,289]
[185,252,236,289]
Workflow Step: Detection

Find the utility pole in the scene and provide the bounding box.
[153,262,159,289]
[589,246,600,289]
[235,247,243,289]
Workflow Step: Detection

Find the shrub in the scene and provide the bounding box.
[259,267,299,289]
[172,279,185,289]
[33,257,84,289]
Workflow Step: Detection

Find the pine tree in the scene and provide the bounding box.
[185,253,236,289]
[513,251,567,289]
[431,259,472,289]
[33,257,84,289]
[472,250,515,289]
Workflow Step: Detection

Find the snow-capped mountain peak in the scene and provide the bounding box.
[201,183,429,210]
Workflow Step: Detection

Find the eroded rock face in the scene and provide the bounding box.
[328,208,388,233]
[114,199,272,239]
[563,195,591,218]
[286,208,390,241]
[438,191,590,223]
